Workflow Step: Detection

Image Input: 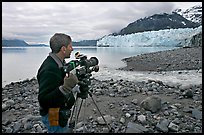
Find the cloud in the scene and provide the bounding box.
[2,2,201,44]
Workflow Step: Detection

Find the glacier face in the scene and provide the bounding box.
[97,26,202,47]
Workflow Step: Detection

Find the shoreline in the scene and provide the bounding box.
[119,47,202,72]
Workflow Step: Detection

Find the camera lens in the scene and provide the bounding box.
[87,57,98,67]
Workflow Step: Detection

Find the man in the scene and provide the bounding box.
[37,33,78,133]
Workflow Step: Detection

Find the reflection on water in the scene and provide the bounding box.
[2,46,177,87]
[73,46,97,52]
[2,47,28,53]
[72,46,97,57]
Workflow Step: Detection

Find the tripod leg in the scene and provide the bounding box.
[69,96,77,125]
[72,97,79,133]
[68,94,79,132]
[83,99,86,133]
[88,93,112,132]
[69,97,83,133]
[76,99,83,121]
[73,98,83,133]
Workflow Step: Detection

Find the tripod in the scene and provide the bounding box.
[68,81,114,133]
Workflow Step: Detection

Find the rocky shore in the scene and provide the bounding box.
[2,47,202,133]
[119,47,202,72]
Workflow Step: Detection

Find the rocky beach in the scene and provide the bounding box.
[2,47,202,133]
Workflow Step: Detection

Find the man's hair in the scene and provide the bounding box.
[50,33,72,53]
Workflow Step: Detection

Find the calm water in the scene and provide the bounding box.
[2,46,177,87]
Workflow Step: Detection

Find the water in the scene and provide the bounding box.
[2,46,177,87]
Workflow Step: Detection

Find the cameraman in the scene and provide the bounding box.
[37,33,78,133]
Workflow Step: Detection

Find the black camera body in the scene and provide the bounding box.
[63,52,99,99]
[63,53,99,79]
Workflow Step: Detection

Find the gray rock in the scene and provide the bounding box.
[131,98,138,105]
[168,122,179,132]
[13,122,22,133]
[97,115,115,125]
[4,127,13,133]
[125,122,148,133]
[24,122,32,130]
[156,119,170,132]
[137,114,146,124]
[140,95,162,113]
[119,117,125,124]
[192,109,202,120]
[183,90,194,98]
[2,103,9,111]
[5,99,15,106]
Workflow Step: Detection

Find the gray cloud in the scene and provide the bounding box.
[2,2,201,44]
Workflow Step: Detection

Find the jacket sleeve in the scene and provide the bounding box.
[37,69,67,109]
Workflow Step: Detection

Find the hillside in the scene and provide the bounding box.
[2,39,97,47]
[110,5,202,36]
[112,13,200,36]
[2,39,48,47]
[2,39,29,47]
[72,40,97,46]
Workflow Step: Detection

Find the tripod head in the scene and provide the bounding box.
[77,78,91,99]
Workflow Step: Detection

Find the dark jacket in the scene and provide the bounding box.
[37,55,75,116]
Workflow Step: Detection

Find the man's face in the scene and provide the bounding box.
[64,42,73,58]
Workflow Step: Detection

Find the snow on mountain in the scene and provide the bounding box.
[97,5,202,48]
[173,5,202,24]
[114,12,199,36]
[97,26,202,47]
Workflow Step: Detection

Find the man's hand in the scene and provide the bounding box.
[62,73,79,91]
[59,73,79,98]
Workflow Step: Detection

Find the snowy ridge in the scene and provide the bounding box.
[173,5,202,24]
[97,26,202,47]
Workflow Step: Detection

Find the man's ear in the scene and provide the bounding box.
[61,46,66,52]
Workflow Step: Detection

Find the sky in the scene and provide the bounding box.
[2,2,202,44]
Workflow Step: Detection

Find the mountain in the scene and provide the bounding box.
[173,5,202,24]
[2,39,48,47]
[97,5,202,47]
[2,39,29,47]
[2,39,98,47]
[72,40,98,46]
[112,12,200,36]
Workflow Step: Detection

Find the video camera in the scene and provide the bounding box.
[63,52,99,99]
[63,52,99,79]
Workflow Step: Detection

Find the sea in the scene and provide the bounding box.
[2,46,177,87]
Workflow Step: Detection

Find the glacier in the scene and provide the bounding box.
[97,26,202,47]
